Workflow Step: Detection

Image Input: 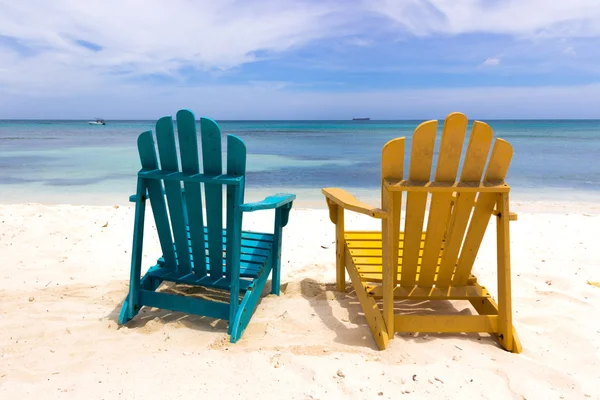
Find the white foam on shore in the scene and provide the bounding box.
[3,185,599,214]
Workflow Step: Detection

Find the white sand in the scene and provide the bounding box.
[1,203,599,399]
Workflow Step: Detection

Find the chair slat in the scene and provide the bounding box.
[176,109,207,276]
[137,131,177,269]
[201,117,224,278]
[225,134,247,279]
[381,137,404,329]
[155,116,192,274]
[381,137,405,181]
[436,121,493,286]
[419,113,468,287]
[453,138,513,284]
[401,120,437,286]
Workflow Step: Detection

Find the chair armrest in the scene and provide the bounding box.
[240,193,296,212]
[322,188,386,219]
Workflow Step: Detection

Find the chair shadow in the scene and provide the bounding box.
[107,280,274,335]
[300,277,503,351]
[299,278,380,350]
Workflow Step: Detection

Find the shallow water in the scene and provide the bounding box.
[1,118,600,206]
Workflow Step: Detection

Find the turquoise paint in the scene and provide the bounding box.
[201,117,224,278]
[177,110,207,276]
[118,109,295,343]
[155,116,191,274]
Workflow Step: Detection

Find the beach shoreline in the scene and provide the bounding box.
[1,203,599,399]
[3,186,600,214]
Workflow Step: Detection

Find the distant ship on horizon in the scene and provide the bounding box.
[352,117,370,121]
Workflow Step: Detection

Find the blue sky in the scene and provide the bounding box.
[1,0,600,119]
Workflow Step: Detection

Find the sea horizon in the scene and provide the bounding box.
[3,118,600,122]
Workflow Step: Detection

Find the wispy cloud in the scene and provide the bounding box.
[366,0,600,38]
[346,37,372,47]
[0,0,354,92]
[481,57,501,67]
[563,46,577,56]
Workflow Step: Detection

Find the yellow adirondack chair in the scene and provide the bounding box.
[322,112,522,353]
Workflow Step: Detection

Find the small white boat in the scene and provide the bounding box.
[88,118,106,125]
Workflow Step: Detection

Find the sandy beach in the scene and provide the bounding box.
[1,202,599,399]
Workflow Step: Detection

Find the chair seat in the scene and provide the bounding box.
[346,230,484,299]
[345,230,435,283]
[153,228,274,291]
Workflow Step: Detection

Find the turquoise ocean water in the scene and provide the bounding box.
[1,119,600,206]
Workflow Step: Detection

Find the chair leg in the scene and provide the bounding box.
[345,249,389,350]
[495,193,521,353]
[230,265,272,343]
[382,190,400,338]
[335,206,346,292]
[119,179,147,325]
[270,208,284,295]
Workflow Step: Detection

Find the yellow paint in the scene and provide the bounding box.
[419,115,467,286]
[407,120,438,180]
[434,112,468,181]
[322,188,386,218]
[453,138,512,285]
[401,120,437,287]
[511,327,523,353]
[587,281,600,288]
[382,189,400,336]
[325,198,337,224]
[321,113,521,353]
[345,231,384,240]
[335,205,346,292]
[381,137,405,181]
[437,123,493,286]
[462,121,494,181]
[484,139,513,183]
[395,315,498,333]
[494,192,514,352]
[419,193,453,286]
[344,231,423,240]
[367,283,487,300]
[384,179,510,192]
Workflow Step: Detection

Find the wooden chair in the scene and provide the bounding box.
[119,109,295,343]
[323,112,521,352]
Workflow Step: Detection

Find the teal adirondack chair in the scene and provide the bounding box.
[118,109,295,342]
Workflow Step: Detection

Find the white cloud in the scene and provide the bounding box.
[346,37,372,47]
[0,0,353,93]
[481,57,501,67]
[367,0,600,38]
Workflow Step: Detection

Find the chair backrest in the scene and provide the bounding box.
[382,112,513,288]
[136,109,247,279]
